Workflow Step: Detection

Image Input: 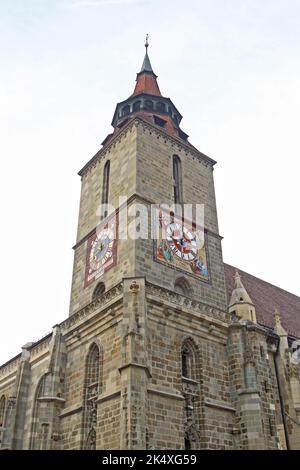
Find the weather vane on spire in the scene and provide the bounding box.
[145,34,149,50]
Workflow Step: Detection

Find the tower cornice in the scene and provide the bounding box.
[78,116,216,178]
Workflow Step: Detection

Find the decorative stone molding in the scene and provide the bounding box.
[78,116,216,178]
[29,335,52,359]
[0,283,123,379]
[60,282,123,333]
[78,121,137,177]
[146,281,230,324]
[0,358,21,379]
[134,118,216,167]
[129,281,140,293]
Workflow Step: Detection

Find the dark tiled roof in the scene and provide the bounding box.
[224,263,300,339]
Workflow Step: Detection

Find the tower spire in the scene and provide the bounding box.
[140,33,154,74]
[111,40,188,142]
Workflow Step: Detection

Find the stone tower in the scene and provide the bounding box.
[1,42,300,451]
[66,40,229,449]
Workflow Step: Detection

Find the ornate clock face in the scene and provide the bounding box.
[85,214,117,287]
[89,228,114,272]
[166,222,197,261]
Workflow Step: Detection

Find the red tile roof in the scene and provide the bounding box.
[224,263,300,338]
[133,72,161,96]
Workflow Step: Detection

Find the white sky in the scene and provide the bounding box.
[0,0,300,365]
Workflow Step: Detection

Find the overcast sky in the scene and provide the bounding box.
[0,0,300,365]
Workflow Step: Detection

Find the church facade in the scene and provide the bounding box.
[0,43,300,450]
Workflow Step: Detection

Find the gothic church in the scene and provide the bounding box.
[1,42,300,450]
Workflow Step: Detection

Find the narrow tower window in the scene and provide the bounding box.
[83,343,101,450]
[102,160,110,217]
[0,395,6,428]
[182,348,190,378]
[173,155,183,204]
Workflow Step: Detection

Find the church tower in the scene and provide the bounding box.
[69,38,227,317]
[66,39,229,449]
[2,40,298,451]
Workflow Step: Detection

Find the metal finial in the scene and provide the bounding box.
[145,34,149,49]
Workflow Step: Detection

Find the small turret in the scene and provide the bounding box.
[229,271,257,322]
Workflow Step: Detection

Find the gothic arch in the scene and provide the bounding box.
[174,277,193,297]
[122,105,130,116]
[30,374,48,450]
[172,155,183,204]
[82,342,103,449]
[156,101,166,113]
[0,395,6,428]
[181,337,202,450]
[144,99,154,110]
[181,337,198,380]
[133,100,141,112]
[101,160,110,218]
[92,282,106,301]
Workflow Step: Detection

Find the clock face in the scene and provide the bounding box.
[89,230,114,272]
[166,222,197,261]
[85,214,117,287]
[154,208,210,282]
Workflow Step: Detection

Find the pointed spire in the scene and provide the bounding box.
[140,34,154,73]
[273,309,288,336]
[229,271,254,307]
[228,271,257,322]
[132,35,161,97]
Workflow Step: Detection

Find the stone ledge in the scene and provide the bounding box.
[119,363,152,378]
[37,396,66,404]
[147,387,184,401]
[204,397,236,413]
[237,388,260,396]
[96,390,121,404]
[59,404,83,418]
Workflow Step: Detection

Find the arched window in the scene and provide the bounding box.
[173,155,183,204]
[86,344,100,391]
[144,100,154,110]
[82,343,102,450]
[181,344,196,379]
[0,395,6,428]
[133,101,141,112]
[156,101,165,113]
[101,160,110,218]
[92,282,105,301]
[30,375,48,449]
[122,105,130,117]
[181,339,201,449]
[175,277,192,296]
